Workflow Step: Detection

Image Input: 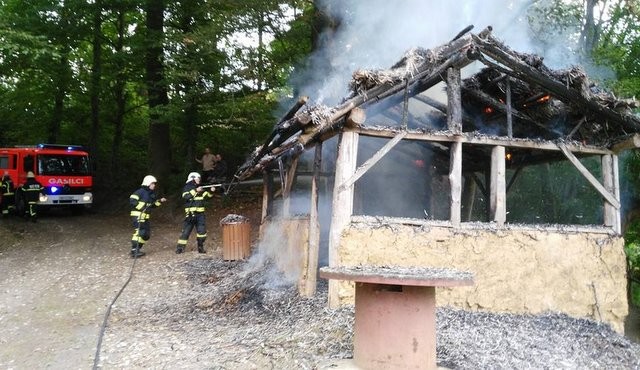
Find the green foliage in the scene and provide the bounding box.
[625,223,640,305]
[0,0,318,198]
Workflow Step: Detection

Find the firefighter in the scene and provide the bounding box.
[1,173,16,217]
[175,172,214,254]
[20,171,43,222]
[129,175,167,258]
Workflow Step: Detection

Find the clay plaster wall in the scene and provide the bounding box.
[335,223,628,333]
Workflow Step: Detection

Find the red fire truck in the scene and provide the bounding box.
[0,144,93,214]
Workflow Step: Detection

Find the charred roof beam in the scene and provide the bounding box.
[473,34,640,136]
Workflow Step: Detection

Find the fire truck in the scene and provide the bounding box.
[0,144,93,214]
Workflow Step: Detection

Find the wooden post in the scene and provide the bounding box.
[447,67,462,134]
[490,146,506,226]
[328,131,359,307]
[602,154,621,233]
[260,171,274,238]
[301,144,323,297]
[449,140,462,226]
[506,78,513,138]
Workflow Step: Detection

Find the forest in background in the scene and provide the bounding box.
[2,0,640,302]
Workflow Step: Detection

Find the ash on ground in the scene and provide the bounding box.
[107,257,640,369]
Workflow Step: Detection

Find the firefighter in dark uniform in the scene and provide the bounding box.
[20,171,43,222]
[129,175,167,258]
[1,173,16,217]
[176,172,214,254]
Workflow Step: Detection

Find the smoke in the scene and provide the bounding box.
[291,0,543,106]
[260,1,617,286]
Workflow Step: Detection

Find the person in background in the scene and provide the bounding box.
[20,171,43,222]
[195,147,216,184]
[211,153,227,181]
[0,173,16,217]
[176,172,214,254]
[129,175,167,258]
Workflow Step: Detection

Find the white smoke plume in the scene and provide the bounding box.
[292,0,543,105]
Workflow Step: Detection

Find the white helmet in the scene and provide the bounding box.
[186,172,201,183]
[141,175,157,186]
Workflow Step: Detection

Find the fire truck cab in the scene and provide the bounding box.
[0,144,93,214]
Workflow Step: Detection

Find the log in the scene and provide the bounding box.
[346,107,366,128]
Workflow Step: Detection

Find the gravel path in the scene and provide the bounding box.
[1,209,640,369]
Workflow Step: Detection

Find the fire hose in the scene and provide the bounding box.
[92,204,151,370]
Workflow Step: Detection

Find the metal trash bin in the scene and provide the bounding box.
[220,214,251,260]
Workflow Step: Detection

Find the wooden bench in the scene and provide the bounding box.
[320,265,474,369]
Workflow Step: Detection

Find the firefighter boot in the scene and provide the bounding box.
[197,243,206,254]
[176,245,184,254]
[131,242,145,258]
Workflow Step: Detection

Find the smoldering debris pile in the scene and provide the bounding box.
[436,308,640,369]
[180,258,640,369]
[110,256,640,368]
[219,214,250,224]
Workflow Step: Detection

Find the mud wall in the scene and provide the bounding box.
[334,223,628,333]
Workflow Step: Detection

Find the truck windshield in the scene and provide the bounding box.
[38,154,90,176]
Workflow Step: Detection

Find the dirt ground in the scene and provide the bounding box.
[1,187,640,369]
[0,189,278,369]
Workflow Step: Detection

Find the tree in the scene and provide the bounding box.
[145,0,171,186]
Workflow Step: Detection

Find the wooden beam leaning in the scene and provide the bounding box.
[490,146,506,225]
[338,131,408,192]
[558,143,620,209]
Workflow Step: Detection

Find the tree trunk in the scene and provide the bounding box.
[89,0,103,161]
[111,7,127,178]
[49,52,70,144]
[145,0,171,186]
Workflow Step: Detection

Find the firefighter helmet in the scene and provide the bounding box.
[27,171,35,178]
[141,175,157,187]
[186,172,201,183]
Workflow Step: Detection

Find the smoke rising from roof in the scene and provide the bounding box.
[291,0,540,106]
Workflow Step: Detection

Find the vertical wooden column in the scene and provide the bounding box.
[328,131,359,307]
[301,144,323,297]
[602,154,621,233]
[282,157,299,216]
[446,67,462,134]
[449,140,462,227]
[490,146,506,226]
[260,171,273,237]
[447,66,463,227]
[506,78,513,138]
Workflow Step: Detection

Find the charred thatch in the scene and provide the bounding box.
[234,26,640,182]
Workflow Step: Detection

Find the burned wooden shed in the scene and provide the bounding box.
[235,27,640,332]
